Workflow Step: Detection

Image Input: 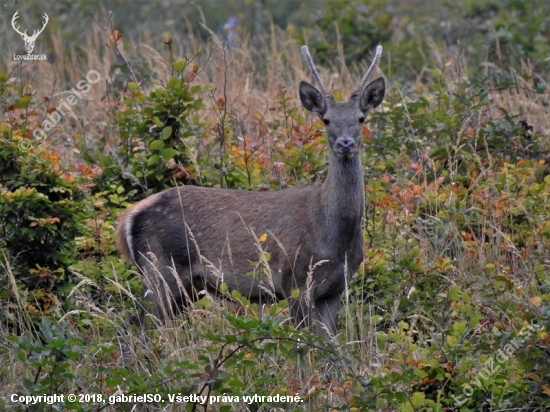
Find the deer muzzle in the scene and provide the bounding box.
[336,138,357,157]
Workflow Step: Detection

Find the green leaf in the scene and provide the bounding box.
[448,285,461,302]
[410,391,426,408]
[147,154,160,167]
[162,126,173,140]
[230,289,244,300]
[452,321,467,336]
[166,78,178,90]
[160,148,178,159]
[173,59,187,72]
[149,140,165,150]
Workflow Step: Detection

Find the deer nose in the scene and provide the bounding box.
[337,139,355,153]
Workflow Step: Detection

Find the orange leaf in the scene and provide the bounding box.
[362,125,372,139]
[330,384,345,396]
[108,30,123,46]
[406,358,421,366]
[114,30,123,43]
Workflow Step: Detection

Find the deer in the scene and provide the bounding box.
[11,11,49,54]
[116,45,385,339]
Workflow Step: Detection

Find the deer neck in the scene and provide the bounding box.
[321,152,365,230]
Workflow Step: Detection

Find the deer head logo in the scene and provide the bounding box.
[11,11,49,54]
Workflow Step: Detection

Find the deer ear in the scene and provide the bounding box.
[360,77,385,113]
[300,81,327,116]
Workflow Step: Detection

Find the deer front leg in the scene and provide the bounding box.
[315,293,342,339]
[287,294,313,330]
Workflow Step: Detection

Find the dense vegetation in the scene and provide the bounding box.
[1,0,549,410]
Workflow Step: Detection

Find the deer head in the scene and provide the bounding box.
[299,45,384,163]
[12,11,49,54]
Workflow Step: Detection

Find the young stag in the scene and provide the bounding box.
[116,45,385,338]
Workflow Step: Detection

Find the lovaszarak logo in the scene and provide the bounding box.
[11,10,49,60]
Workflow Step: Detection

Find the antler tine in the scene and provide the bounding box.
[36,13,49,36]
[11,11,27,36]
[357,45,383,93]
[301,45,328,95]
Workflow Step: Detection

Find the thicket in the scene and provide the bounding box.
[1,0,549,411]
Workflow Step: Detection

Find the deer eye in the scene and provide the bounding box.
[323,118,330,126]
[358,117,365,124]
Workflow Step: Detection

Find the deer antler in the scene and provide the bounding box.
[357,45,383,93]
[11,11,27,37]
[301,45,328,96]
[33,13,49,39]
[11,11,49,40]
